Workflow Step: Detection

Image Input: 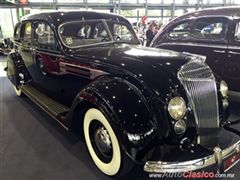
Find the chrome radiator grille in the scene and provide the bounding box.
[178,60,219,146]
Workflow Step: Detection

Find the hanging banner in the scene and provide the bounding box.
[19,0,28,5]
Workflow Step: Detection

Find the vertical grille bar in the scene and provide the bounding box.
[178,60,219,147]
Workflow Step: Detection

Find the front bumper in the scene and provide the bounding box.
[144,140,240,173]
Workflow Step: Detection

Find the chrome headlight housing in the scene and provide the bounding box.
[220,80,228,98]
[168,97,187,120]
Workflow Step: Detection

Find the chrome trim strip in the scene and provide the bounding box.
[144,140,240,173]
[228,51,240,55]
[160,42,228,49]
[59,61,108,79]
[227,46,240,51]
[58,19,115,49]
[35,50,65,58]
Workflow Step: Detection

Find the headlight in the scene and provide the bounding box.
[220,80,228,98]
[174,120,186,135]
[223,98,229,109]
[168,97,187,120]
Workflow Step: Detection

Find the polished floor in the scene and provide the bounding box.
[1,55,240,180]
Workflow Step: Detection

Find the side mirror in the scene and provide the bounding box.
[4,67,8,71]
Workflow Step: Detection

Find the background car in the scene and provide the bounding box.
[151,6,240,101]
[0,25,13,55]
[5,11,239,177]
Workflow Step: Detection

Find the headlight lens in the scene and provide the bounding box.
[174,120,186,135]
[220,80,228,98]
[168,97,187,120]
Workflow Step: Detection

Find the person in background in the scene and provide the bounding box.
[154,26,159,36]
[146,24,154,47]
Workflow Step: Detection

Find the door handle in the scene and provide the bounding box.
[213,50,226,53]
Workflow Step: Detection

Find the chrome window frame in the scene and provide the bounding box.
[58,19,114,49]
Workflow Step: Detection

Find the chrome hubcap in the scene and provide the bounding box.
[94,126,112,155]
[90,120,113,163]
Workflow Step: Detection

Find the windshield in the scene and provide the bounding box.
[58,19,139,48]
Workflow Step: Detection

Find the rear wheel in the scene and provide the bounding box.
[83,108,131,176]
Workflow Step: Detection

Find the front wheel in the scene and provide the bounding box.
[83,108,131,176]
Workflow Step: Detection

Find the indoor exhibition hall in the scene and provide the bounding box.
[1,0,240,180]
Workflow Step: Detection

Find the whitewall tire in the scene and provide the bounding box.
[83,108,121,176]
[14,85,22,97]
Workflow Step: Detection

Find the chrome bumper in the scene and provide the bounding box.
[144,140,240,173]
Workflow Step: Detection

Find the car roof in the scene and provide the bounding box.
[21,11,129,26]
[173,6,240,22]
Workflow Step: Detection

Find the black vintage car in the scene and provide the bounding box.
[151,7,240,101]
[5,11,240,176]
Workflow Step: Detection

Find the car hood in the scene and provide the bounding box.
[70,43,192,99]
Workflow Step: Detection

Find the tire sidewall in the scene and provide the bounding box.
[14,85,22,97]
[83,108,121,176]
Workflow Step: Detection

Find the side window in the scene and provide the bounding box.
[77,25,91,39]
[113,24,134,42]
[23,22,32,42]
[93,23,108,39]
[59,20,111,47]
[169,21,190,39]
[191,17,228,41]
[234,21,240,42]
[35,22,57,50]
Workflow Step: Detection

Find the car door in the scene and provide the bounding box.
[56,20,108,105]
[18,21,62,100]
[32,20,91,106]
[29,20,64,100]
[224,19,240,92]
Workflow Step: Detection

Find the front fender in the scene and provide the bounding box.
[69,77,169,162]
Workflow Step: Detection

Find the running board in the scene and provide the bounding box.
[19,85,70,130]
